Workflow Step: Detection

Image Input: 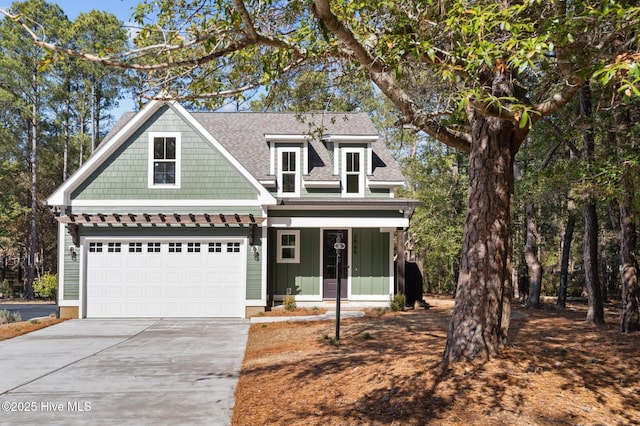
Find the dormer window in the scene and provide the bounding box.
[282,151,296,192]
[277,147,300,196]
[149,132,181,188]
[342,147,364,196]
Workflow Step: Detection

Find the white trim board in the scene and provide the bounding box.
[268,217,409,228]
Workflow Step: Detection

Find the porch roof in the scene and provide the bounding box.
[274,197,421,213]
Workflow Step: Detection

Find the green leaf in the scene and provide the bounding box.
[518,110,529,129]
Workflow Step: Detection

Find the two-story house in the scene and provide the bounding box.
[47,100,419,318]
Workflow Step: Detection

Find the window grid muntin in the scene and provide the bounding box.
[169,242,182,253]
[129,242,143,253]
[153,137,177,184]
[277,230,300,263]
[345,151,360,193]
[281,151,296,193]
[227,242,240,253]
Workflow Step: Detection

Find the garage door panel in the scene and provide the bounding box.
[86,239,245,318]
[126,286,144,298]
[145,285,162,298]
[143,257,163,268]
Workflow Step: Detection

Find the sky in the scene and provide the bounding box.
[50,0,139,21]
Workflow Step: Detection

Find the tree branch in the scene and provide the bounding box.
[311,0,471,153]
[532,77,583,122]
[0,6,299,70]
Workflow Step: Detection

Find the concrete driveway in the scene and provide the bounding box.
[0,318,249,426]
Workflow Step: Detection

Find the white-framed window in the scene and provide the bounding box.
[208,242,222,253]
[277,147,300,196]
[227,242,241,253]
[168,242,182,253]
[89,242,103,253]
[277,230,300,263]
[187,242,201,253]
[148,132,181,188]
[107,242,122,253]
[129,242,143,253]
[342,147,365,197]
[147,242,161,253]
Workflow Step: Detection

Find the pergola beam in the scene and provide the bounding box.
[55,213,264,226]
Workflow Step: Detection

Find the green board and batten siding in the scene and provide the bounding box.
[71,106,259,201]
[350,228,390,296]
[270,228,389,297]
[271,228,321,296]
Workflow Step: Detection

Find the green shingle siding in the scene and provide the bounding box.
[72,106,259,201]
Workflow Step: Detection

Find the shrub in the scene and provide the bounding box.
[390,293,406,311]
[319,333,338,346]
[33,273,57,300]
[0,309,21,324]
[0,279,11,298]
[283,295,297,311]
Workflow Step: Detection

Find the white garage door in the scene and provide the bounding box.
[85,239,245,318]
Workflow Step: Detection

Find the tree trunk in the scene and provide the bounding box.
[25,62,38,300]
[580,83,604,324]
[556,210,576,308]
[584,199,604,323]
[443,110,515,362]
[524,202,542,308]
[619,191,639,332]
[63,80,71,181]
[91,83,97,153]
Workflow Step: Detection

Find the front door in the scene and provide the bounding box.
[323,230,348,299]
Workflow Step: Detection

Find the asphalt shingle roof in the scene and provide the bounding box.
[106,108,405,184]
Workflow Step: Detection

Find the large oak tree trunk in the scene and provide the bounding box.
[524,203,542,308]
[443,110,515,362]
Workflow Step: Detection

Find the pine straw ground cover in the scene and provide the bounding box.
[0,317,66,341]
[232,298,640,425]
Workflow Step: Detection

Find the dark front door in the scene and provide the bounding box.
[323,230,348,299]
